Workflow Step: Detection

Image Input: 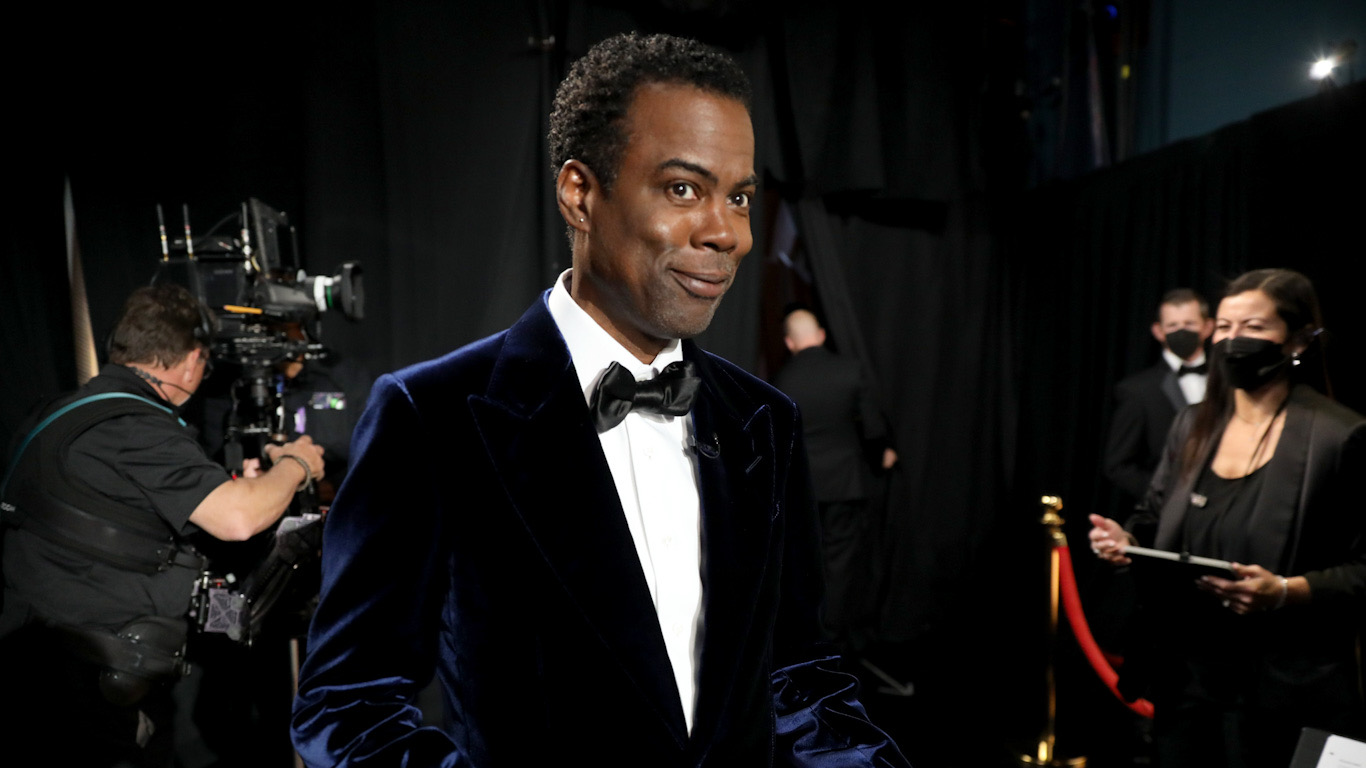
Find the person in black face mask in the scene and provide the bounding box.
[1104,289,1214,509]
[1088,269,1366,768]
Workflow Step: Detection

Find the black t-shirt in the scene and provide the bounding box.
[0,365,228,634]
[1182,463,1269,564]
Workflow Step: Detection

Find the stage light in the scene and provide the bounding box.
[1310,57,1338,81]
[1310,40,1357,87]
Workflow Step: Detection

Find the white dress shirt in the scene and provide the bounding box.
[1164,347,1208,405]
[546,270,703,733]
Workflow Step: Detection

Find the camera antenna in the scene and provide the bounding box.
[182,204,196,261]
[240,201,262,275]
[156,204,170,261]
[182,204,205,299]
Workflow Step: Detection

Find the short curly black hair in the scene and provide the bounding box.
[548,32,752,193]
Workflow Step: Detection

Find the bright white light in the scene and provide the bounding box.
[1310,57,1338,80]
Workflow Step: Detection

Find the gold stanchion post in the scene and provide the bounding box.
[1017,496,1086,767]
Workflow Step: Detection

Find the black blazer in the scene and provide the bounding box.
[291,294,908,767]
[1149,385,1366,605]
[1130,384,1366,760]
[1104,361,1186,502]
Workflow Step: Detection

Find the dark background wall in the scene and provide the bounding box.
[1155,0,1365,148]
[4,2,1364,766]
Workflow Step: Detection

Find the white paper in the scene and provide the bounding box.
[1316,734,1366,768]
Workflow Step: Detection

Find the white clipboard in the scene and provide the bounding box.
[1122,545,1237,578]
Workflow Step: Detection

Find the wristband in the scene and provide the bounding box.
[277,454,313,492]
[1274,576,1289,610]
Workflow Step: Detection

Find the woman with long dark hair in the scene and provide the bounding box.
[1089,268,1366,767]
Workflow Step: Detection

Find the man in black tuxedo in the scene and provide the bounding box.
[291,33,909,767]
[1103,289,1213,510]
[773,308,895,654]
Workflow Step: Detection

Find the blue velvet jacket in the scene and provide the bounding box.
[291,293,909,767]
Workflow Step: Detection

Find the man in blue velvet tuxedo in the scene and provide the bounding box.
[291,32,909,767]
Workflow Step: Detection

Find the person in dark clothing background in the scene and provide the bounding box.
[774,307,896,656]
[1104,288,1214,512]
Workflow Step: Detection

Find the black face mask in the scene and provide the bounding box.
[1164,328,1202,360]
[1214,337,1290,391]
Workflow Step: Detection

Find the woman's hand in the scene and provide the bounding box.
[1087,514,1133,566]
[1197,563,1294,614]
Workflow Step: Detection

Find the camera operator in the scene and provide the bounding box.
[0,282,324,767]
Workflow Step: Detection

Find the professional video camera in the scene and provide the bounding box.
[156,198,362,471]
[157,197,362,363]
[154,198,362,645]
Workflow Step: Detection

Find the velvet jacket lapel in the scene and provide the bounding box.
[465,298,687,744]
[464,299,782,752]
[685,344,779,749]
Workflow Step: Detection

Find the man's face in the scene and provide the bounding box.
[1151,300,1213,360]
[571,82,757,362]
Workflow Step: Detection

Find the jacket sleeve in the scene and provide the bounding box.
[1104,383,1157,503]
[291,374,469,768]
[770,406,912,768]
[1299,421,1366,608]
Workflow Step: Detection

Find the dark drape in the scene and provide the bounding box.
[364,2,564,366]
[3,6,310,445]
[2,175,74,445]
[757,11,1033,761]
[765,4,1025,647]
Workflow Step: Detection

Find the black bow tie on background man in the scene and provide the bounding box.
[590,360,701,433]
[1177,362,1208,377]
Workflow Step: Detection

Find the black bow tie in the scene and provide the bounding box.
[1177,362,1208,377]
[589,360,701,433]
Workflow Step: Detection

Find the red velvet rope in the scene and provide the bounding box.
[1056,545,1155,719]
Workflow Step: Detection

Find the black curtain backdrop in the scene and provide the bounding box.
[5,5,310,449]
[6,2,1366,765]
